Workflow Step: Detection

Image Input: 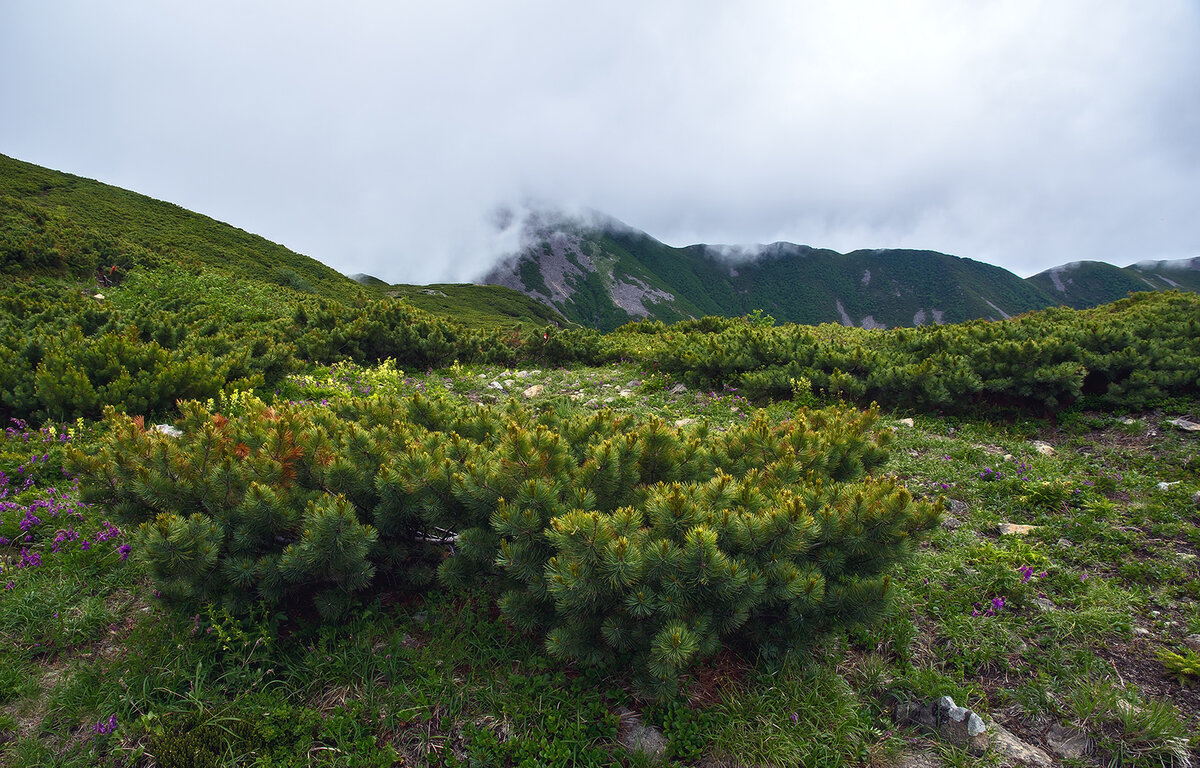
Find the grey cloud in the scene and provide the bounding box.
[1,0,1197,284]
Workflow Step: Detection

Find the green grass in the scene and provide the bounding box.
[2,362,1198,766]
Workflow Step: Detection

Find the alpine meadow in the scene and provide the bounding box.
[2,153,1199,768]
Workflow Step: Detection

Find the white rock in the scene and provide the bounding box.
[673,418,696,428]
[898,418,915,427]
[998,523,1038,536]
[152,424,183,438]
[522,384,544,399]
[1031,441,1054,456]
[1157,481,1179,491]
[93,293,106,300]
[1167,417,1200,432]
[988,722,1052,767]
[488,380,505,391]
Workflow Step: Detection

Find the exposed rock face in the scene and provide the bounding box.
[487,230,594,306]
[609,275,674,317]
[486,228,677,321]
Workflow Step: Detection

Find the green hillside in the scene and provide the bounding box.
[383,282,569,328]
[1,153,363,302]
[483,214,1058,331]
[1028,259,1200,309]
[1128,257,1200,293]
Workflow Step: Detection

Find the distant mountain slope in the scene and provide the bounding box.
[1029,257,1200,309]
[1,153,362,302]
[382,282,569,328]
[481,212,1057,331]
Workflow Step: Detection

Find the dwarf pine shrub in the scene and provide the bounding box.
[72,393,938,694]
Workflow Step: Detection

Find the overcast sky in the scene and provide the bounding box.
[3,1,1198,283]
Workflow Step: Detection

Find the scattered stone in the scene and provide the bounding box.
[514,370,531,379]
[1157,481,1180,491]
[1132,627,1151,637]
[893,697,988,754]
[1031,441,1054,456]
[668,383,688,395]
[503,379,515,388]
[1193,491,1200,505]
[93,293,105,300]
[898,418,915,427]
[617,389,634,397]
[998,524,1038,536]
[673,418,696,428]
[1043,723,1090,760]
[570,393,584,401]
[488,380,505,391]
[615,708,667,759]
[1002,453,1014,462]
[522,384,544,399]
[625,380,641,388]
[584,399,599,409]
[1184,634,1200,652]
[1033,598,1056,612]
[1119,417,1137,425]
[892,749,945,768]
[989,722,1052,767]
[602,397,614,404]
[1056,538,1073,548]
[1167,417,1200,432]
[947,499,969,516]
[940,516,964,530]
[152,424,183,438]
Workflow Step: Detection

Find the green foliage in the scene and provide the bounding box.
[631,291,1200,415]
[1157,647,1200,687]
[73,393,935,697]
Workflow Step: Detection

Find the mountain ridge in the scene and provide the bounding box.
[481,213,1062,331]
[481,212,1199,330]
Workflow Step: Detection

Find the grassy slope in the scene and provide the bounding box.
[384,283,570,329]
[0,153,363,302]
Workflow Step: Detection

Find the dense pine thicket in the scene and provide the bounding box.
[615,290,1200,414]
[0,267,599,424]
[70,393,937,696]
